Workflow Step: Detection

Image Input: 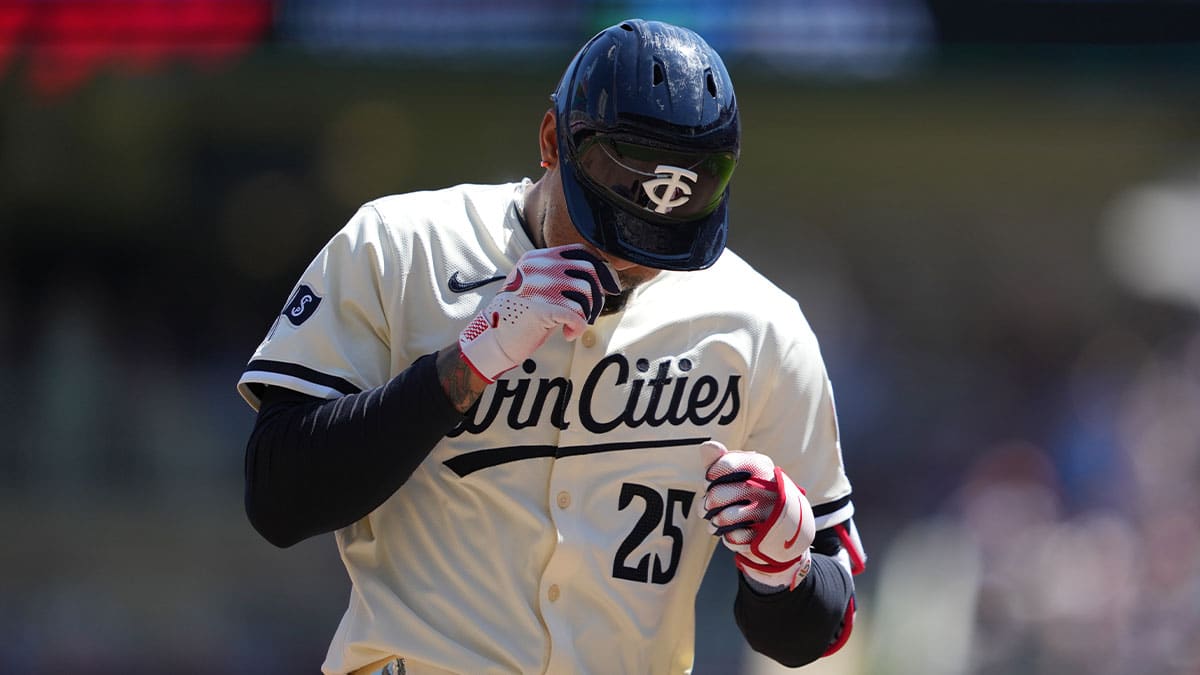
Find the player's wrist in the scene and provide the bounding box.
[436,344,490,413]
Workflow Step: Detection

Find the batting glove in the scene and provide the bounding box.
[700,441,816,592]
[459,244,620,383]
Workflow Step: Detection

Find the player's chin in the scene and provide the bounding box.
[601,291,631,315]
[620,267,660,289]
[602,269,660,315]
[601,267,661,315]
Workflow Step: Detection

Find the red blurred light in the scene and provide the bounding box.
[1,0,274,96]
[0,4,34,73]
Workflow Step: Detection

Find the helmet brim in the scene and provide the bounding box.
[559,142,728,271]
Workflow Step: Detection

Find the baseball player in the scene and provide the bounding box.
[238,19,865,675]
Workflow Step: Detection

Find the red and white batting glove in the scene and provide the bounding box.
[459,244,620,383]
[700,440,816,592]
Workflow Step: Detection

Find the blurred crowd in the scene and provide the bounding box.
[860,328,1200,675]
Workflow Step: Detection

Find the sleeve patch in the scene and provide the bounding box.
[283,284,322,326]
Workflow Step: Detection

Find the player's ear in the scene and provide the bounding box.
[539,109,558,169]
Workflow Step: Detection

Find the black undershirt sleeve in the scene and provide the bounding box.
[243,352,465,548]
[733,551,854,667]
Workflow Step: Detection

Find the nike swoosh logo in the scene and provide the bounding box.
[783,515,804,549]
[448,271,505,293]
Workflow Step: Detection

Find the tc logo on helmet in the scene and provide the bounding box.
[642,165,699,214]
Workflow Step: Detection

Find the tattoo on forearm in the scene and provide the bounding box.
[437,347,486,413]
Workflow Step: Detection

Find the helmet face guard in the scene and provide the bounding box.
[553,19,740,271]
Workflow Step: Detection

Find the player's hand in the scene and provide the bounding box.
[458,244,620,383]
[700,441,815,592]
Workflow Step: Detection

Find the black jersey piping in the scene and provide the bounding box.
[244,359,362,396]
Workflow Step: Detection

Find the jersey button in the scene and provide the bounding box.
[581,331,597,348]
[556,491,571,509]
[548,584,560,602]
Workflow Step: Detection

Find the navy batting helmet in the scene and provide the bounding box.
[552,19,740,271]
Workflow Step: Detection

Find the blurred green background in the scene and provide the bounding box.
[2,2,1199,674]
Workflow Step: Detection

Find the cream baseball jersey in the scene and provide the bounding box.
[237,180,855,675]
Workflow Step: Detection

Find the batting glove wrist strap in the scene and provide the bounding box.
[457,333,517,384]
[459,245,619,383]
[736,548,813,593]
[701,441,816,592]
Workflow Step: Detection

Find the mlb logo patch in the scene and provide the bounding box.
[282,284,322,326]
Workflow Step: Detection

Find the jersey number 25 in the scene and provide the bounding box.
[612,483,695,585]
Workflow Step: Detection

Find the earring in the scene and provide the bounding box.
[540,160,550,168]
